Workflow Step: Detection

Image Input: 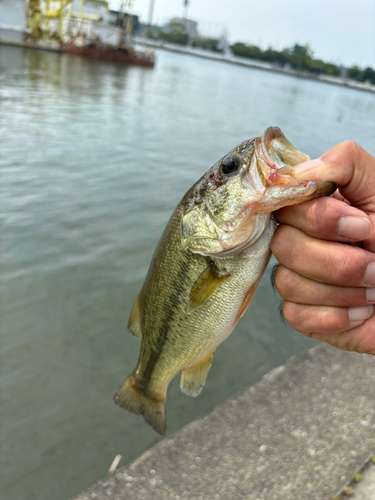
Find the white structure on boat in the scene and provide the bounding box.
[0,0,129,49]
[70,0,109,22]
[0,0,154,67]
[0,0,27,44]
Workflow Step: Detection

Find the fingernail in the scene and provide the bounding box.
[338,217,371,240]
[348,305,374,322]
[366,288,375,304]
[364,262,375,286]
[292,158,323,174]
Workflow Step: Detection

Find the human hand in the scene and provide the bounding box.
[271,141,375,354]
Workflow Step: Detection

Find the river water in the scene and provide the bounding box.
[1,44,374,500]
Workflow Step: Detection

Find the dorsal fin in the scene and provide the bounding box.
[127,290,143,339]
[188,263,230,314]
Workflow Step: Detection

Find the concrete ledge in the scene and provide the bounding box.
[72,344,375,500]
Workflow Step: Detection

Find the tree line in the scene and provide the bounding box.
[147,23,375,85]
[155,23,223,52]
[230,42,375,84]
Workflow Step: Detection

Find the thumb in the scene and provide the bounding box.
[292,141,375,212]
[291,140,375,251]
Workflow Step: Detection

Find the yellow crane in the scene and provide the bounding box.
[28,1,111,41]
[119,0,134,35]
[27,1,136,45]
[28,0,73,40]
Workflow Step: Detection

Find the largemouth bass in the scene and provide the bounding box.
[114,127,335,435]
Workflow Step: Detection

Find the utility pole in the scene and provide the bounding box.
[148,0,155,28]
[183,0,189,20]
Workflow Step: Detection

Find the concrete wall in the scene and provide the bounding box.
[72,344,375,500]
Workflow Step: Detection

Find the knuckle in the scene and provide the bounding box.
[321,309,344,333]
[270,225,287,256]
[328,251,360,285]
[274,266,295,299]
[271,225,297,262]
[305,201,323,234]
[341,140,360,158]
[321,140,362,169]
[282,301,300,328]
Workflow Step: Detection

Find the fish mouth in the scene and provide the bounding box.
[255,126,311,187]
[253,126,336,207]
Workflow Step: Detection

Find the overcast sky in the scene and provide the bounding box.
[110,0,375,67]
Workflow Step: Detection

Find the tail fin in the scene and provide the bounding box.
[114,373,166,436]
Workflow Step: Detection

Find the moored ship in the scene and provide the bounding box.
[62,42,154,66]
[0,0,155,67]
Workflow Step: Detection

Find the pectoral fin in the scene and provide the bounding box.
[180,353,215,396]
[188,263,229,314]
[128,291,142,339]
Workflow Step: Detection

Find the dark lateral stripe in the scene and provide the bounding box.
[142,257,191,383]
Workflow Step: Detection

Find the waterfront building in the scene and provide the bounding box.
[169,17,198,39]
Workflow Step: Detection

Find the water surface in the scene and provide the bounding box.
[1,45,374,500]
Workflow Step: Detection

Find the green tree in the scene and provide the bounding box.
[361,67,375,84]
[230,43,262,60]
[192,37,223,53]
[262,48,289,65]
[287,44,313,71]
[346,65,361,80]
[158,22,188,45]
[229,41,370,81]
[323,63,340,76]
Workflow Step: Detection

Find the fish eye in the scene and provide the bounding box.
[221,155,240,176]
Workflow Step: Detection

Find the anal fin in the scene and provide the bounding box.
[128,290,142,339]
[180,352,214,397]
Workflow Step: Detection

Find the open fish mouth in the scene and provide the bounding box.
[251,126,336,213]
[261,126,310,168]
[255,126,311,188]
[254,126,336,196]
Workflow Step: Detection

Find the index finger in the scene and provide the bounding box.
[275,196,371,242]
[289,141,375,251]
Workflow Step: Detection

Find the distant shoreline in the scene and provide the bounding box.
[136,37,375,95]
[1,36,374,95]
